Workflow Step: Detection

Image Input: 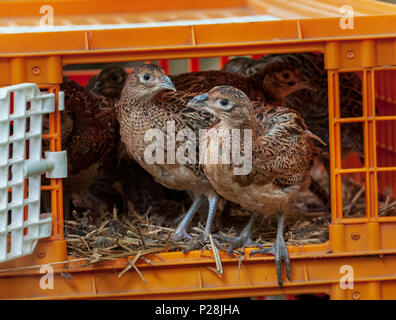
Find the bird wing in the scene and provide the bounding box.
[252,105,315,186]
[169,71,260,100]
[60,79,118,175]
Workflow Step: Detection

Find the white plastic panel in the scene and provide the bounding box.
[0,83,56,263]
[0,15,281,34]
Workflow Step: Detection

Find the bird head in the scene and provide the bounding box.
[221,57,257,74]
[92,65,128,99]
[123,64,176,100]
[255,62,314,98]
[188,86,255,129]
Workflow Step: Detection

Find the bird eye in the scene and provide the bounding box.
[282,72,290,79]
[143,74,151,81]
[220,99,229,106]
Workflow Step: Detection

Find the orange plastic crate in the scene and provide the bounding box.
[1,0,396,300]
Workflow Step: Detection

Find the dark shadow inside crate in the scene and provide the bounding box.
[342,172,366,218]
[378,171,396,217]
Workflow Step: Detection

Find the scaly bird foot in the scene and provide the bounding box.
[213,214,262,256]
[182,232,215,253]
[170,195,203,242]
[213,232,263,256]
[170,229,193,242]
[250,235,290,288]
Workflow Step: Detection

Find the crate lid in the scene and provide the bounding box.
[1,0,396,62]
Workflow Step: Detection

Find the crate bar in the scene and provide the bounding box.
[336,116,396,124]
[337,167,396,173]
[1,42,327,62]
[0,0,246,17]
[363,69,379,220]
[189,58,200,72]
[328,71,342,222]
[47,85,64,240]
[4,15,396,60]
[57,42,325,65]
[159,60,170,74]
[40,185,60,191]
[339,216,396,223]
[335,117,365,123]
[375,116,396,122]
[4,252,396,299]
[220,56,229,68]
[42,133,58,139]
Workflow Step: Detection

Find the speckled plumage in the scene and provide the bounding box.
[198,86,315,218]
[170,61,312,106]
[224,53,364,159]
[116,64,220,240]
[190,86,317,287]
[170,61,328,210]
[60,78,119,215]
[82,65,186,217]
[117,89,213,188]
[61,79,118,179]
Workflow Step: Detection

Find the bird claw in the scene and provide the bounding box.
[183,232,221,253]
[250,236,290,288]
[183,238,201,253]
[170,230,193,242]
[212,232,264,256]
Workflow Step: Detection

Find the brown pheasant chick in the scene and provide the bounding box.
[86,64,128,99]
[224,53,364,171]
[116,64,221,242]
[60,78,118,217]
[221,56,260,74]
[170,61,313,106]
[188,86,317,287]
[85,64,175,215]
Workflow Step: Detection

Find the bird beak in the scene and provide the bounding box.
[188,93,217,115]
[92,80,101,93]
[304,129,327,146]
[188,93,208,106]
[158,75,176,91]
[300,76,315,91]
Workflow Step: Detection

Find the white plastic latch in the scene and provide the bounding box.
[24,151,67,179]
[58,91,65,111]
[44,151,68,178]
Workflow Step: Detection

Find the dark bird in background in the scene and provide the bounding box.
[170,61,312,106]
[82,64,131,214]
[85,64,128,99]
[218,57,260,75]
[223,53,364,175]
[60,77,119,218]
[81,65,186,219]
[189,86,319,287]
[116,64,221,241]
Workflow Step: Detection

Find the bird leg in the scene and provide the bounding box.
[182,194,221,252]
[171,194,202,241]
[202,193,219,241]
[171,190,196,225]
[250,212,291,288]
[213,213,263,255]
